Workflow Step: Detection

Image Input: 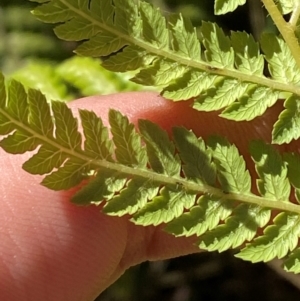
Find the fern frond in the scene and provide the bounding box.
[31,0,300,144]
[214,0,246,15]
[3,72,300,271]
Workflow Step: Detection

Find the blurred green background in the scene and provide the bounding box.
[1,0,300,300]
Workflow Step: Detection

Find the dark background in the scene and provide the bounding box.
[1,1,300,300]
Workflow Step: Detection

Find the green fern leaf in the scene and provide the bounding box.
[103,178,159,216]
[194,79,248,112]
[231,31,264,75]
[22,90,66,174]
[172,127,216,185]
[32,0,73,23]
[72,170,127,205]
[208,136,251,193]
[41,158,88,190]
[198,137,263,251]
[200,21,234,68]
[166,195,234,237]
[250,140,290,200]
[0,80,38,154]
[138,119,180,176]
[272,95,300,144]
[132,59,187,87]
[199,204,270,252]
[214,0,246,15]
[131,186,196,226]
[109,109,147,167]
[140,2,169,48]
[79,109,113,160]
[236,212,300,262]
[3,68,300,270]
[221,86,279,121]
[284,152,300,203]
[260,33,300,85]
[31,0,300,144]
[168,13,200,60]
[51,100,82,150]
[284,248,300,273]
[163,71,217,101]
[276,0,296,14]
[23,145,68,175]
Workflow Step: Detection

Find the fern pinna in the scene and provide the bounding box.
[0,0,300,273]
[31,0,300,144]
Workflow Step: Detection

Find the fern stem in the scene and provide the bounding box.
[289,2,300,28]
[3,104,300,216]
[262,0,300,70]
[58,0,300,98]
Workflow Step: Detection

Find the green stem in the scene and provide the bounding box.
[262,0,300,70]
[2,103,300,215]
[289,2,300,28]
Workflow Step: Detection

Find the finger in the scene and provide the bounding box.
[0,150,132,300]
[0,92,197,301]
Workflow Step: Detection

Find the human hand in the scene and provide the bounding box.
[0,92,296,301]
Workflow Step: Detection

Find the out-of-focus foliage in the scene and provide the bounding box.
[0,2,150,100]
[0,2,72,74]
[11,57,148,101]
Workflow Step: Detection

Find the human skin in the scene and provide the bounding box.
[0,92,298,301]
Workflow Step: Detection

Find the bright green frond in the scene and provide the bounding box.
[195,79,248,112]
[41,158,88,190]
[109,109,147,167]
[231,31,264,75]
[284,153,300,203]
[276,0,297,14]
[72,170,127,205]
[208,136,251,193]
[272,95,300,144]
[261,33,300,85]
[33,0,73,23]
[214,0,246,15]
[237,212,300,262]
[140,2,169,48]
[30,0,300,144]
[11,62,68,101]
[221,87,279,121]
[200,204,270,252]
[57,57,145,96]
[138,119,181,176]
[132,186,196,226]
[284,248,300,273]
[103,178,159,215]
[166,195,234,237]
[168,13,200,60]
[79,109,113,160]
[250,140,291,200]
[172,127,216,185]
[2,70,300,271]
[51,101,82,150]
[200,21,234,68]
